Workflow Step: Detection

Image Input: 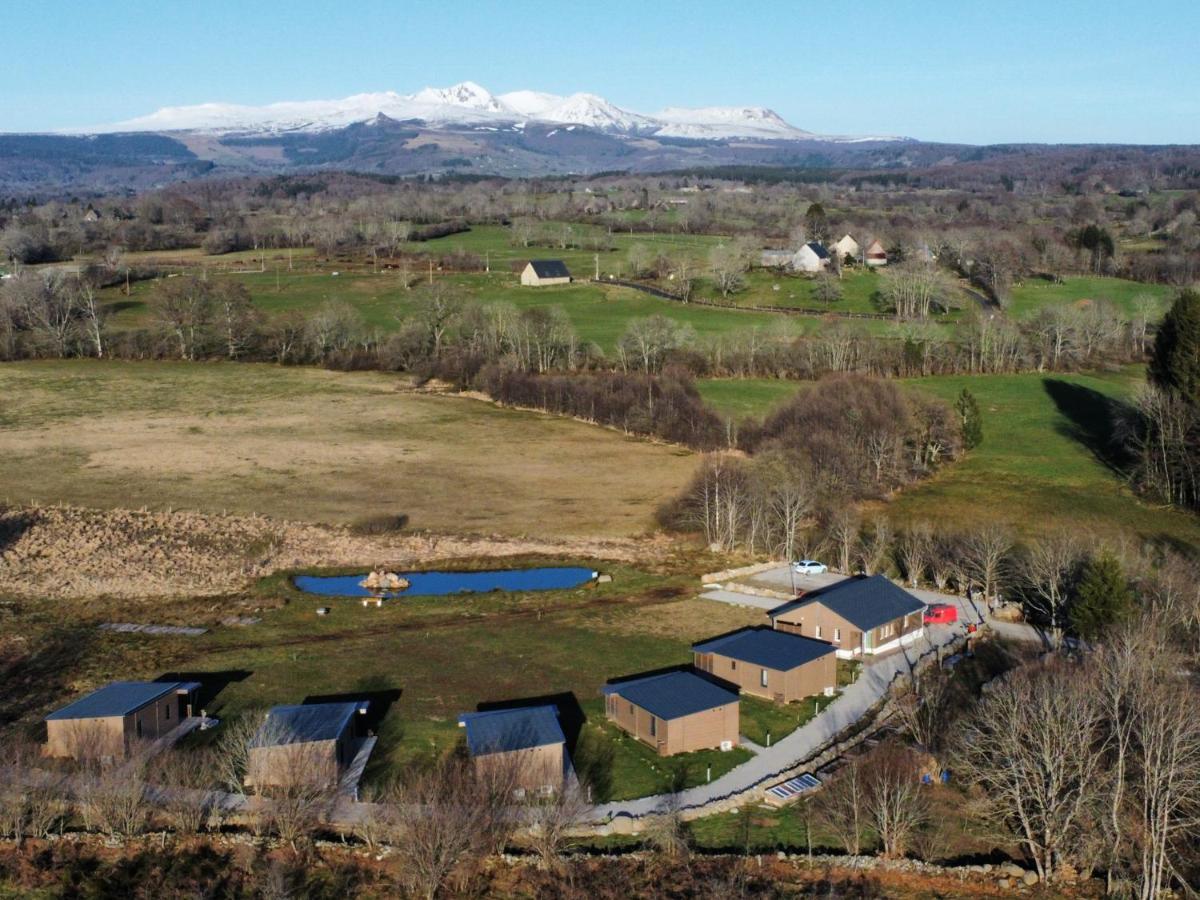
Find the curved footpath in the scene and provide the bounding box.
[589,581,1042,823]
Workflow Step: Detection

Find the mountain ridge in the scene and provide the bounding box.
[68,81,909,143]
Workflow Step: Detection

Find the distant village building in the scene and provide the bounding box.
[792,241,831,273]
[760,242,831,274]
[832,234,860,261]
[246,701,369,789]
[82,205,102,223]
[864,239,889,267]
[458,705,567,794]
[44,681,200,761]
[603,670,739,756]
[760,249,794,268]
[693,628,836,704]
[769,575,925,657]
[520,259,572,286]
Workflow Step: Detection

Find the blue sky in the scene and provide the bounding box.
[3,0,1195,143]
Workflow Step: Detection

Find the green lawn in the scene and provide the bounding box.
[738,694,834,746]
[574,706,752,802]
[1008,276,1173,319]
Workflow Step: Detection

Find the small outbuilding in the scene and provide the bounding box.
[246,701,369,789]
[458,705,567,794]
[520,259,572,286]
[44,681,200,761]
[864,239,889,267]
[603,670,739,756]
[768,575,925,657]
[693,627,836,704]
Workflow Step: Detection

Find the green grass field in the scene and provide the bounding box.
[699,369,1200,550]
[51,562,766,798]
[1009,276,1173,319]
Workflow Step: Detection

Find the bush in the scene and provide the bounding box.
[349,514,409,536]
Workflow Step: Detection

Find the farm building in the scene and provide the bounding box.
[458,705,567,794]
[832,234,860,261]
[44,681,200,761]
[760,249,794,268]
[768,575,925,657]
[603,670,739,756]
[864,239,889,267]
[246,701,369,789]
[792,241,831,273]
[520,259,572,286]
[693,627,836,703]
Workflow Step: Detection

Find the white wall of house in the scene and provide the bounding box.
[833,235,859,259]
[792,245,827,273]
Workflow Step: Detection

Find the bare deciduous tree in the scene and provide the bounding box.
[954,662,1106,883]
[860,742,929,858]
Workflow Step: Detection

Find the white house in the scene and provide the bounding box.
[832,234,860,261]
[791,242,831,274]
[520,260,572,287]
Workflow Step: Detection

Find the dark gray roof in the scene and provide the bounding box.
[806,242,830,259]
[252,701,366,747]
[769,575,924,631]
[527,259,571,278]
[693,628,834,671]
[603,670,738,720]
[46,681,199,721]
[458,705,565,756]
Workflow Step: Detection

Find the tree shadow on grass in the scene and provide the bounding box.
[1042,378,1135,475]
[0,508,37,556]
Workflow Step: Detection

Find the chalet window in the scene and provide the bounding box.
[629,702,635,716]
[833,627,841,643]
[731,660,737,671]
[649,716,657,737]
[135,720,143,738]
[815,624,822,639]
[164,704,170,721]
[760,668,768,688]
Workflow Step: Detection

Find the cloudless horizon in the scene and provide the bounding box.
[3,0,1196,144]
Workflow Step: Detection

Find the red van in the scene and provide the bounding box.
[923,603,958,625]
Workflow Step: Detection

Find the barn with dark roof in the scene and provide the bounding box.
[520,259,572,286]
[602,670,739,756]
[768,575,925,657]
[693,627,836,703]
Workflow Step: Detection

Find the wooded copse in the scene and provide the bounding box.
[660,376,962,556]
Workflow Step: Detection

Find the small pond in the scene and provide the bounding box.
[293,566,597,598]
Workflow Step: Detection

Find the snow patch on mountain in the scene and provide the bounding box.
[79,82,907,142]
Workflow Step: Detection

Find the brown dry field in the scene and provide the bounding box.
[0,360,697,538]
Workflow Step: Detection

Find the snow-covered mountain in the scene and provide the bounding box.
[81,82,905,142]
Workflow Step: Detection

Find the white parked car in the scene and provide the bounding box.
[791,560,828,575]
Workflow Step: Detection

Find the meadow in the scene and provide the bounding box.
[1008,275,1173,318]
[0,360,697,537]
[92,224,1172,355]
[700,368,1200,550]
